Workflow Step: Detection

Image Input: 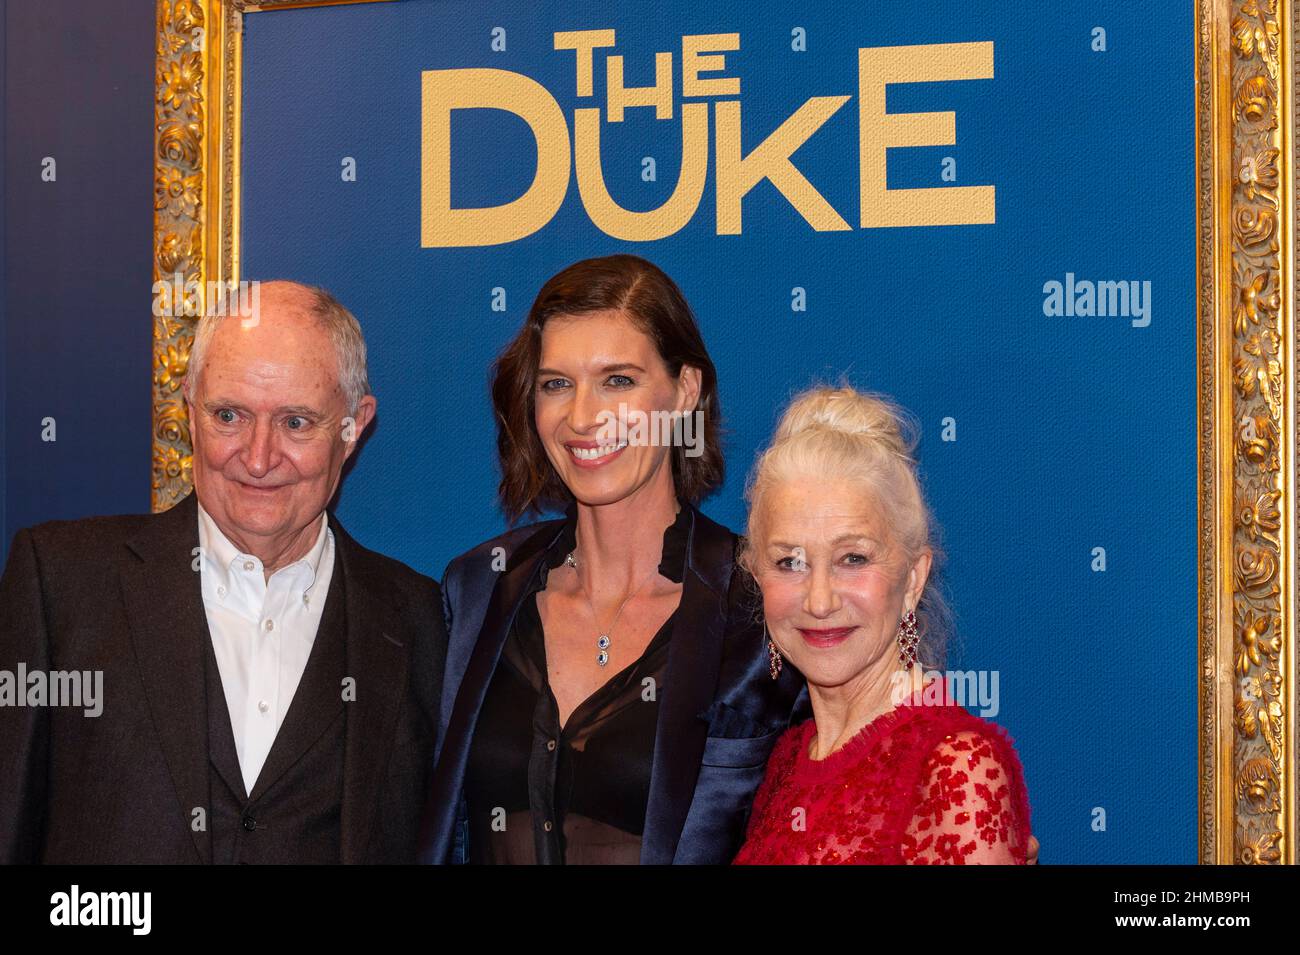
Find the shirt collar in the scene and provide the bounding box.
[197,500,331,593]
[538,498,692,588]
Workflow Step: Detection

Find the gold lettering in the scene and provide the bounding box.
[554,29,616,97]
[858,42,994,228]
[606,52,674,121]
[715,97,851,235]
[420,69,570,247]
[575,102,709,240]
[682,34,740,97]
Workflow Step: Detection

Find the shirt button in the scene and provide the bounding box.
[546,739,556,752]
[263,619,274,632]
[243,560,255,572]
[216,586,226,598]
[543,820,553,833]
[258,700,269,713]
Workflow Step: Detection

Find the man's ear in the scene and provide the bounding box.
[183,386,197,437]
[343,395,378,457]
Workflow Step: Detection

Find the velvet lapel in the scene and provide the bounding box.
[119,491,212,863]
[639,505,734,864]
[418,519,562,862]
[243,540,347,805]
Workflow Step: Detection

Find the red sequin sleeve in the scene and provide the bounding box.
[900,728,1031,865]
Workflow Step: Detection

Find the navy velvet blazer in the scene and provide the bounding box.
[418,502,810,864]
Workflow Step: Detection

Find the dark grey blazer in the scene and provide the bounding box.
[0,491,446,863]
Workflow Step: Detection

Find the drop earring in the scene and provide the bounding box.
[897,608,919,671]
[765,623,783,680]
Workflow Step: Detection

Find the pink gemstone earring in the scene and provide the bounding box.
[897,608,919,671]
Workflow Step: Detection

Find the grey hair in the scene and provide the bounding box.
[185,281,371,415]
[737,383,956,672]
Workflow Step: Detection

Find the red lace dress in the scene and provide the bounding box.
[733,684,1031,864]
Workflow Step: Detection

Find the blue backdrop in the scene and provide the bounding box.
[239,0,1196,863]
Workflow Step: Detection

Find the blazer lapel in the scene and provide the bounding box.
[417,520,561,862]
[202,630,249,803]
[639,506,733,865]
[333,520,411,865]
[244,548,347,805]
[119,491,213,864]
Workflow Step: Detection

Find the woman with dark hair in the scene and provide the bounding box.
[417,254,810,864]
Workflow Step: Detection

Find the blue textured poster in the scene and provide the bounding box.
[238,0,1196,864]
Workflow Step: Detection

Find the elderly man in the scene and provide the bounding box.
[0,280,445,863]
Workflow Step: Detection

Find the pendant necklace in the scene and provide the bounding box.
[564,549,658,666]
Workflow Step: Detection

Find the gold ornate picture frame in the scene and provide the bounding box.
[152,0,1298,863]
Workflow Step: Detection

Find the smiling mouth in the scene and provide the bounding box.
[566,441,628,463]
[236,481,284,493]
[797,627,857,647]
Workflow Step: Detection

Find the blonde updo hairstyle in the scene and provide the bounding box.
[739,385,953,671]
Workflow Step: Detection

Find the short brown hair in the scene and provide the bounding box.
[491,254,724,522]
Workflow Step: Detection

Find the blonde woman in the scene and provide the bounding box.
[733,386,1032,864]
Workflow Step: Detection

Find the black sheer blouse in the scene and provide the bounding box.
[463,502,691,864]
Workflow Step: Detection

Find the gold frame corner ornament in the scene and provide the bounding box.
[152,0,1298,862]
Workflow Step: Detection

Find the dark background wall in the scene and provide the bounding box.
[2,0,155,566]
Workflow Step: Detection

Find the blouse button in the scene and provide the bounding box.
[543,820,553,832]
[546,739,556,752]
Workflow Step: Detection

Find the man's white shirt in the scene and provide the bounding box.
[197,502,335,795]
